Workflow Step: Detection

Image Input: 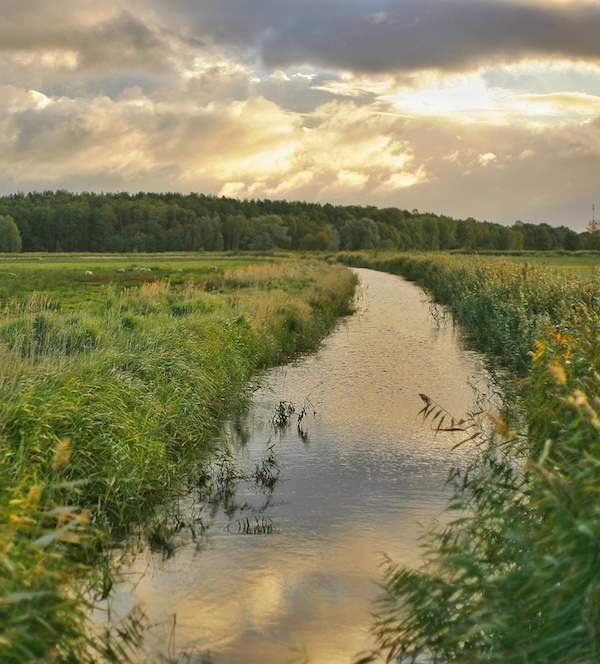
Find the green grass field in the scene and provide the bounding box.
[0,253,357,664]
[506,253,600,275]
[0,253,263,309]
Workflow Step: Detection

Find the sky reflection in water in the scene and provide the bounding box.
[102,268,491,663]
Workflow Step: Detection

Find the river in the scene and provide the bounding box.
[99,267,490,663]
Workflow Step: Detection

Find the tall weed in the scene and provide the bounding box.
[339,253,600,663]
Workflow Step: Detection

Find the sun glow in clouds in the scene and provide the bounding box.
[1,1,600,227]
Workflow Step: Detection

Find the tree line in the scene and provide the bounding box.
[0,190,589,253]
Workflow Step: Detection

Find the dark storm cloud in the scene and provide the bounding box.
[73,12,178,71]
[162,0,600,73]
[5,0,600,78]
[0,6,202,75]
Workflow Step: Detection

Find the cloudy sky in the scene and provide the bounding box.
[2,0,600,229]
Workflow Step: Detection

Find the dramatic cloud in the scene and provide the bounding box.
[0,0,600,229]
[160,0,600,73]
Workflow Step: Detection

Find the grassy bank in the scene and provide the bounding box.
[0,257,356,663]
[338,253,600,664]
[339,252,600,374]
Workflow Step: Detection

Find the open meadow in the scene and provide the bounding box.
[0,254,262,309]
[506,252,600,276]
[0,253,356,664]
[6,248,600,664]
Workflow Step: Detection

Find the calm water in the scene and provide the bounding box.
[100,268,490,663]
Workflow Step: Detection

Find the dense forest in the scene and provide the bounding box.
[0,190,589,253]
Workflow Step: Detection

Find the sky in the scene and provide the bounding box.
[2,1,600,230]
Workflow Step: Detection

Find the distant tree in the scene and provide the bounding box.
[586,218,600,250]
[131,231,149,252]
[0,189,585,254]
[496,226,512,251]
[0,215,22,252]
[340,218,380,250]
[561,227,581,251]
[185,216,223,251]
[248,215,291,250]
[420,216,440,250]
[286,212,316,248]
[509,228,525,250]
[89,204,116,251]
[375,220,401,250]
[222,214,252,250]
[438,217,457,250]
[324,224,340,251]
[300,230,330,251]
[456,218,478,249]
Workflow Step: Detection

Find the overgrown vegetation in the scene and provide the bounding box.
[0,257,356,663]
[339,253,600,663]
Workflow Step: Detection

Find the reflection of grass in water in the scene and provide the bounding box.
[271,397,316,444]
[94,440,281,662]
[227,516,276,535]
[0,258,356,663]
[85,606,214,664]
[129,440,282,564]
[272,400,296,427]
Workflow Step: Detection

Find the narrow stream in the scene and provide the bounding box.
[101,268,491,663]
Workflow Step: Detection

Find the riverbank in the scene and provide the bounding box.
[338,252,600,664]
[0,258,356,664]
[93,266,488,663]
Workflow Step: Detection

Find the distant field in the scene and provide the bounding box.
[507,253,600,275]
[0,253,262,309]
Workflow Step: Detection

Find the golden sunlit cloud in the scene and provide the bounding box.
[0,0,599,228]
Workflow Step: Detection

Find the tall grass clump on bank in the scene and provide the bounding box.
[338,252,600,375]
[0,259,356,664]
[338,253,600,663]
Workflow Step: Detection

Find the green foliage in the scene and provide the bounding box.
[248,214,292,250]
[0,258,356,663]
[0,190,585,254]
[585,218,600,250]
[341,253,600,664]
[340,217,381,250]
[0,215,22,253]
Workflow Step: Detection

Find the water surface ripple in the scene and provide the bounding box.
[105,268,490,663]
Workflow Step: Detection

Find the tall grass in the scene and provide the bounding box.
[339,253,600,663]
[339,252,600,375]
[0,260,356,663]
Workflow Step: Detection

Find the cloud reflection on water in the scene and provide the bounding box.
[99,268,492,663]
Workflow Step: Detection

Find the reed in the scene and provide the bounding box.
[0,259,356,663]
[340,253,600,663]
